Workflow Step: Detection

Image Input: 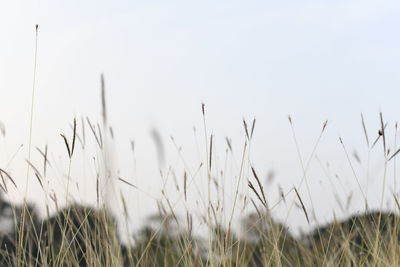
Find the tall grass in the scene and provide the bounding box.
[0,106,398,266]
[2,25,400,266]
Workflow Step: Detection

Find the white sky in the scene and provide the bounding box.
[1,0,400,236]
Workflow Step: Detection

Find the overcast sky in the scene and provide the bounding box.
[1,0,400,235]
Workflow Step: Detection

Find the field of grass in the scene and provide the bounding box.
[0,103,399,267]
[1,25,400,267]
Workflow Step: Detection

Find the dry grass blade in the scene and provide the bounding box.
[346,191,353,211]
[339,137,367,203]
[389,148,400,161]
[352,150,361,164]
[209,134,213,170]
[0,180,6,193]
[71,117,77,157]
[70,123,84,148]
[26,23,39,197]
[322,120,328,132]
[243,119,250,140]
[101,74,107,125]
[186,212,193,238]
[60,134,71,158]
[131,140,135,153]
[172,171,180,191]
[371,122,388,150]
[0,169,17,189]
[150,128,165,168]
[25,160,43,181]
[248,181,267,208]
[250,198,262,218]
[201,102,205,116]
[96,174,100,206]
[394,193,400,211]
[120,192,128,218]
[250,118,256,139]
[211,203,219,225]
[49,191,56,204]
[380,112,386,157]
[51,193,59,211]
[0,172,7,193]
[183,171,187,201]
[81,116,86,149]
[26,160,44,190]
[118,177,137,189]
[34,172,44,190]
[161,190,180,226]
[278,185,286,204]
[86,117,102,148]
[225,137,232,152]
[36,145,51,177]
[157,200,167,217]
[251,166,267,206]
[109,126,114,139]
[361,113,370,147]
[294,187,310,224]
[97,123,103,148]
